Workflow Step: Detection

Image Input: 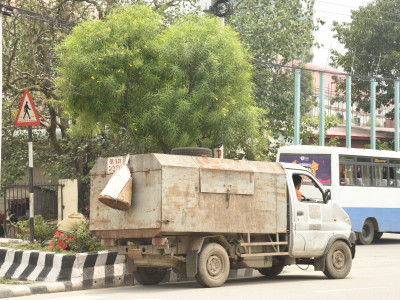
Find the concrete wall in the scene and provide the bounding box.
[58,179,78,222]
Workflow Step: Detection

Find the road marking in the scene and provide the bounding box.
[315,287,386,293]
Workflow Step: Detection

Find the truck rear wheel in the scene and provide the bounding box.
[258,264,284,277]
[323,240,352,279]
[357,219,375,245]
[135,267,167,285]
[196,243,230,287]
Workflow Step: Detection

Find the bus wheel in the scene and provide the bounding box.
[373,232,383,241]
[357,219,375,245]
[135,267,167,285]
[323,240,352,279]
[196,243,230,287]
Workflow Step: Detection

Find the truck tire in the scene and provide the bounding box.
[357,219,375,245]
[171,147,212,157]
[258,264,284,277]
[196,243,230,287]
[135,267,167,285]
[323,240,352,279]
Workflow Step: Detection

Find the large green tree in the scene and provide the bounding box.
[1,0,198,203]
[228,0,319,159]
[331,0,400,114]
[57,5,260,156]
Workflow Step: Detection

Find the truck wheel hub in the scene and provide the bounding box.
[207,255,222,275]
[333,250,345,269]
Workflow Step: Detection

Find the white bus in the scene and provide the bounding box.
[277,145,400,245]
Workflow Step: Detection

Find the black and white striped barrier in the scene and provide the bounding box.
[0,248,133,288]
[0,246,262,298]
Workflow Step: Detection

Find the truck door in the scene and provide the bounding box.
[289,171,333,257]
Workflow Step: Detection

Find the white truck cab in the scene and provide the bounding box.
[282,163,356,277]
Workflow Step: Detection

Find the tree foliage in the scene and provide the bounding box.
[228,0,318,158]
[57,5,260,156]
[331,0,400,114]
[1,1,193,199]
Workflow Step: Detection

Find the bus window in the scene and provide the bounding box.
[340,164,354,185]
[389,167,396,187]
[279,154,331,185]
[396,167,400,186]
[356,165,362,186]
[375,166,387,186]
[361,165,372,186]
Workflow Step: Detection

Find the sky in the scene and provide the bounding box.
[312,0,373,68]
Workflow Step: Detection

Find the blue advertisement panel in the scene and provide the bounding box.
[279,154,331,185]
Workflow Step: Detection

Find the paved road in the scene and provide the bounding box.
[12,233,400,300]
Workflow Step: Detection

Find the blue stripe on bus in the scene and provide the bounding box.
[343,207,400,232]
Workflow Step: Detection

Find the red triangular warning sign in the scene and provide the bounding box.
[15,89,40,127]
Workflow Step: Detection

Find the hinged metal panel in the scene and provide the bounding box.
[199,169,254,195]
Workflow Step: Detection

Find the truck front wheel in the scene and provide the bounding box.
[323,240,352,279]
[196,243,230,287]
[135,267,167,285]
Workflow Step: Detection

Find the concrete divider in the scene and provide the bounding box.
[0,246,262,297]
[0,248,133,289]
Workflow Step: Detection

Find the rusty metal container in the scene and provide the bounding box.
[90,154,287,239]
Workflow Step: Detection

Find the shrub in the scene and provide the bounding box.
[15,215,57,245]
[68,220,103,252]
[13,216,103,253]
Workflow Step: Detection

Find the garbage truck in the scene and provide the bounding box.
[90,153,355,287]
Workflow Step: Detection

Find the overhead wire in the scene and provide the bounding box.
[255,60,400,83]
[0,3,75,27]
[317,46,400,67]
[314,1,400,69]
[315,9,400,25]
[1,2,399,83]
[316,0,400,19]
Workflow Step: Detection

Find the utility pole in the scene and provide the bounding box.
[0,1,4,218]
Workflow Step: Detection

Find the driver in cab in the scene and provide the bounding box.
[293,175,302,201]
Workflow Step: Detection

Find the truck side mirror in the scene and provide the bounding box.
[323,189,331,202]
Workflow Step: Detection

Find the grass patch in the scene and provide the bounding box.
[0,242,77,254]
[0,278,33,285]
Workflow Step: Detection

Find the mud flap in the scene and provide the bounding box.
[186,250,199,278]
[314,256,324,271]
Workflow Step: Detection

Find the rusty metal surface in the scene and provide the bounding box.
[90,155,163,232]
[90,154,288,236]
[193,156,254,171]
[91,228,161,239]
[199,169,254,195]
[127,248,143,260]
[129,254,184,270]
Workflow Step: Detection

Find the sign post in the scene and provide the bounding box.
[15,89,40,243]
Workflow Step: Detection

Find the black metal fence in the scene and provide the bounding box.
[2,182,64,238]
